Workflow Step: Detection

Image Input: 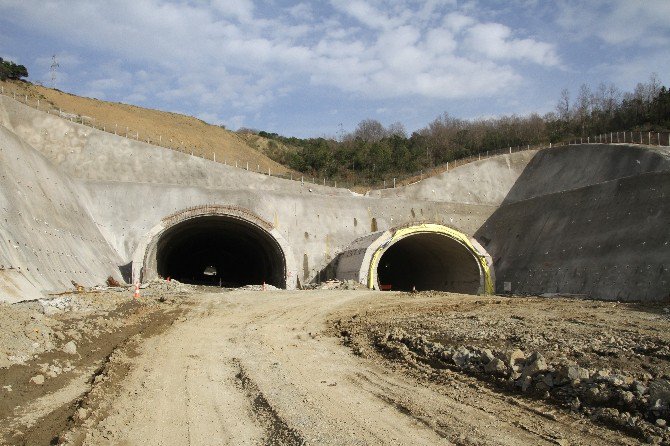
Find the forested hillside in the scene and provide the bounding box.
[249,74,670,186]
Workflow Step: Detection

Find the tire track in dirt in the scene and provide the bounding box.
[233,359,305,445]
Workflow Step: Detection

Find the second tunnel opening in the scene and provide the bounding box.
[376,232,481,294]
[156,216,286,288]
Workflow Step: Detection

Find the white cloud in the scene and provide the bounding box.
[330,0,403,30]
[287,3,314,21]
[558,0,670,47]
[211,0,255,22]
[443,12,475,32]
[1,0,563,123]
[465,22,560,66]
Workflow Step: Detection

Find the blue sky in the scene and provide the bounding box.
[1,0,668,137]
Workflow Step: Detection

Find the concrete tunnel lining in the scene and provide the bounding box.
[377,232,482,293]
[133,205,298,289]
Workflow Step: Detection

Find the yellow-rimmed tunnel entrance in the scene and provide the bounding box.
[336,224,493,295]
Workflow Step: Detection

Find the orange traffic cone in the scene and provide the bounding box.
[134,282,140,298]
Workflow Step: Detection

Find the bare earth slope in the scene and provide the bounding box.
[0,80,293,176]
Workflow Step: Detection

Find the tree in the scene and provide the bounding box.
[0,58,29,81]
[350,119,387,143]
[573,84,592,135]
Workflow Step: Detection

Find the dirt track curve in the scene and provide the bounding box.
[34,290,638,446]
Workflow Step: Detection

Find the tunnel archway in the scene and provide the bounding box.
[370,225,493,294]
[376,232,482,293]
[336,223,493,295]
[156,216,285,287]
[134,205,297,289]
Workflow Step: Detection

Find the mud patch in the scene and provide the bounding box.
[0,292,186,446]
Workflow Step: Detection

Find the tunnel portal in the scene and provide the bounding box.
[155,215,286,288]
[376,232,483,294]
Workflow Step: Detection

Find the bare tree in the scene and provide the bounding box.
[350,119,387,143]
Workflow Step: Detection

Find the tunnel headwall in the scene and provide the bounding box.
[1,94,668,302]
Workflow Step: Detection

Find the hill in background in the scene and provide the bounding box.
[0,79,295,177]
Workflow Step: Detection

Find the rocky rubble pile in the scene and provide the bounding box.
[376,328,670,444]
[303,279,366,290]
[239,284,280,291]
[141,278,191,294]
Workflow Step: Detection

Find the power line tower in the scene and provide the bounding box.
[50,55,59,88]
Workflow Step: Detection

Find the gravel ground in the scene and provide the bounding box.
[2,288,668,445]
[335,292,670,445]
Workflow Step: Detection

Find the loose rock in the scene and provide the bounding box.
[63,340,77,355]
[30,374,45,385]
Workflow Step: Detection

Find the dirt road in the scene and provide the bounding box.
[31,289,642,446]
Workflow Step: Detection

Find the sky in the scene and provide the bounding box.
[1,0,668,138]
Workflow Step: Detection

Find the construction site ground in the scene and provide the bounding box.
[1,287,669,445]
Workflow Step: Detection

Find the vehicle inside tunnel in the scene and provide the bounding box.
[376,233,482,294]
[156,216,286,288]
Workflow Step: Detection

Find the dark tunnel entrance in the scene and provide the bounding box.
[156,216,286,288]
[376,233,481,294]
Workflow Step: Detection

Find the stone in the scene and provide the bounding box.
[585,386,601,402]
[648,380,670,404]
[650,399,666,413]
[656,419,667,428]
[522,354,548,377]
[566,365,590,381]
[535,381,550,392]
[484,358,507,374]
[501,349,525,368]
[570,397,581,411]
[30,374,45,385]
[633,381,647,396]
[606,374,630,387]
[592,369,611,380]
[480,348,495,363]
[517,376,532,392]
[452,347,472,367]
[440,349,454,361]
[63,341,77,355]
[619,390,635,405]
[541,373,554,388]
[76,407,89,420]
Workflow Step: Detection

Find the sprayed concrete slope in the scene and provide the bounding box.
[476,144,670,300]
[0,125,124,303]
[0,95,668,301]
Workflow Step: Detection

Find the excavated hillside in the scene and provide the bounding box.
[0,80,294,176]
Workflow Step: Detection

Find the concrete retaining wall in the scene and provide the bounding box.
[477,153,670,300]
[1,94,667,302]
